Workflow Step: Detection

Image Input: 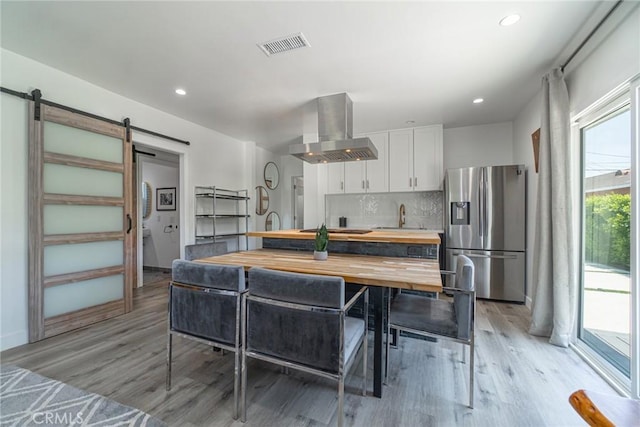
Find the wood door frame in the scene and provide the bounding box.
[28,103,133,342]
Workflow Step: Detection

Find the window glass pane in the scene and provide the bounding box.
[44,121,122,163]
[44,275,123,318]
[44,205,123,234]
[581,107,631,377]
[44,241,123,276]
[44,164,123,197]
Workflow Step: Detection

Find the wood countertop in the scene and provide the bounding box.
[197,249,442,292]
[247,229,441,245]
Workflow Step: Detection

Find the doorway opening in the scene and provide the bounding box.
[292,176,304,229]
[134,144,181,288]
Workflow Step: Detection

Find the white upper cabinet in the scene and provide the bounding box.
[344,132,389,193]
[413,125,443,191]
[389,129,414,192]
[344,160,365,193]
[363,132,389,193]
[389,125,443,192]
[326,162,345,194]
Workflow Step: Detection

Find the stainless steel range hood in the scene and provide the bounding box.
[289,93,378,163]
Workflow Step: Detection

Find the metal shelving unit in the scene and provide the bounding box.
[194,186,250,251]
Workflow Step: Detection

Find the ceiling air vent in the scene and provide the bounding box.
[258,32,310,57]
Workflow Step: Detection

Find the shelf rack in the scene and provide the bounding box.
[194,186,250,251]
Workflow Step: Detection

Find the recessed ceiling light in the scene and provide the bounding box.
[473,98,484,104]
[499,14,520,26]
[175,88,186,95]
[406,120,415,124]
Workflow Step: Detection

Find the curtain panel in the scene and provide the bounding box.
[529,68,578,348]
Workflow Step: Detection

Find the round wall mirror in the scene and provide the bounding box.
[265,211,281,231]
[141,181,152,219]
[255,186,269,215]
[264,162,280,190]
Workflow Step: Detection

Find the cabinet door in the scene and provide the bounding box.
[344,161,366,193]
[326,163,345,194]
[389,129,413,192]
[413,125,443,191]
[365,132,389,193]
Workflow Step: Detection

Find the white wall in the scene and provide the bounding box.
[443,121,514,170]
[254,147,281,236]
[0,49,254,350]
[566,4,640,116]
[513,93,542,306]
[141,158,180,269]
[279,155,304,230]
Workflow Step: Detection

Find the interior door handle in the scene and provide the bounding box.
[126,214,132,234]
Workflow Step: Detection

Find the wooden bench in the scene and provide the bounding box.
[569,389,640,426]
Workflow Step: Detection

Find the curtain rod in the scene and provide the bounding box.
[561,0,624,72]
[0,86,191,146]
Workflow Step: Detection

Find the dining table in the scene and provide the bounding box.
[196,248,442,398]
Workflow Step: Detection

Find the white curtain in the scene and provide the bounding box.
[529,68,577,348]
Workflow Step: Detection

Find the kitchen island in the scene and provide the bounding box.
[247,229,440,259]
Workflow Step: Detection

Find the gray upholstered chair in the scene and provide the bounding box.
[184,241,228,261]
[241,267,368,427]
[386,254,476,408]
[166,259,246,419]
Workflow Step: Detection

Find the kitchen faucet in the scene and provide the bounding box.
[399,204,406,228]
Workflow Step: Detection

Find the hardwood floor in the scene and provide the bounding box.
[1,279,616,426]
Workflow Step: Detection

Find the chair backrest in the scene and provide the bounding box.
[184,242,228,261]
[453,255,475,340]
[246,267,345,373]
[170,259,245,344]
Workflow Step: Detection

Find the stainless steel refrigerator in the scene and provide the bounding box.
[445,165,526,303]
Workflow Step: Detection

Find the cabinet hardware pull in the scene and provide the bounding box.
[126,214,132,234]
[367,180,369,189]
[414,177,417,187]
[341,181,343,190]
[409,177,412,187]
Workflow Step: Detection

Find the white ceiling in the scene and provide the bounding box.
[1,1,602,153]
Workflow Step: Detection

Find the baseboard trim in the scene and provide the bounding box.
[0,330,28,352]
[142,266,172,273]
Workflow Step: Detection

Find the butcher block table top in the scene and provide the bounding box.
[197,249,442,292]
[247,229,441,245]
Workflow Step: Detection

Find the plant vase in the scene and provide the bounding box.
[313,250,328,261]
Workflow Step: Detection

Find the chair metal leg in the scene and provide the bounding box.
[241,350,247,422]
[234,350,240,420]
[362,289,369,395]
[469,341,474,408]
[338,376,345,427]
[385,288,391,384]
[165,333,172,391]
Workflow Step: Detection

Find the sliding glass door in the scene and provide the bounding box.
[579,104,631,378]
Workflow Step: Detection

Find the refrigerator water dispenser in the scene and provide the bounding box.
[451,202,470,225]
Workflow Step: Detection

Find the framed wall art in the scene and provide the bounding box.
[156,187,176,211]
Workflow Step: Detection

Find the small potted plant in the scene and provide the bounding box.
[313,223,329,261]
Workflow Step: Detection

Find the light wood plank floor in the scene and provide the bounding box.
[1,279,617,426]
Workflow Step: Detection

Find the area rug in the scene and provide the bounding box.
[0,365,165,426]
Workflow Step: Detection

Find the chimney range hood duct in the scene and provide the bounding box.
[289,93,378,163]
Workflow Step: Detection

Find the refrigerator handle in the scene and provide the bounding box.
[478,169,483,237]
[483,168,488,238]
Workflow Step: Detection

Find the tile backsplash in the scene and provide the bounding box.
[325,191,443,231]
